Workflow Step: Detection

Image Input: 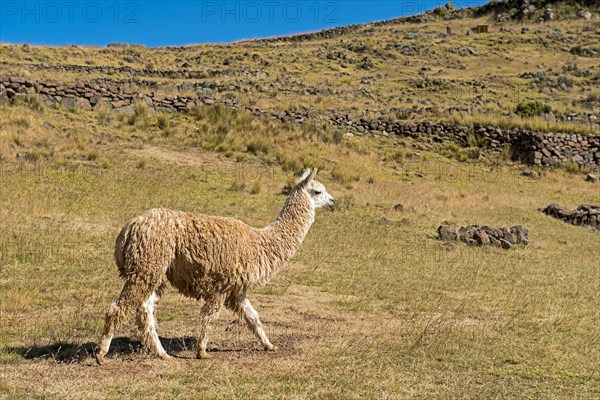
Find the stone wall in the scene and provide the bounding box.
[1,75,598,169]
[541,204,600,230]
[10,62,267,80]
[324,112,599,169]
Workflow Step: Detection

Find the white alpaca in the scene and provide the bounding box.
[96,169,333,363]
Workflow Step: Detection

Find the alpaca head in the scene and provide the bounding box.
[296,169,334,209]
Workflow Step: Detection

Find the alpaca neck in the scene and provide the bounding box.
[261,188,315,266]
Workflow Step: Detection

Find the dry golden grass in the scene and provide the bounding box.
[0,99,599,399]
[1,8,600,398]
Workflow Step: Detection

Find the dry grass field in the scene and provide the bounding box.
[1,2,600,399]
[0,99,598,399]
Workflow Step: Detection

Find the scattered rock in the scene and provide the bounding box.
[437,224,529,248]
[577,9,592,20]
[393,204,404,212]
[585,174,599,183]
[521,169,535,177]
[359,57,374,70]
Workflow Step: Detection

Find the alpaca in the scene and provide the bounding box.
[96,169,333,363]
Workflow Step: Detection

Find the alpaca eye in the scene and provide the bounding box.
[314,191,322,195]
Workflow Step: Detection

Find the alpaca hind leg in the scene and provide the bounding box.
[196,294,225,359]
[135,291,171,360]
[239,298,275,351]
[97,282,149,364]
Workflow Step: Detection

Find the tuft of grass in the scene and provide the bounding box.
[229,179,246,192]
[331,165,360,185]
[249,181,261,194]
[564,160,580,174]
[96,103,113,125]
[19,94,46,113]
[246,138,271,155]
[12,135,23,146]
[128,100,150,128]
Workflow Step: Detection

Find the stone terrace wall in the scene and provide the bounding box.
[1,75,599,170]
[6,62,267,80]
[251,9,472,43]
[327,113,600,168]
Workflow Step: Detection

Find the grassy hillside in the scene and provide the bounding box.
[2,7,599,133]
[0,3,599,399]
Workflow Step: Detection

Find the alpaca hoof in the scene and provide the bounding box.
[197,351,211,359]
[160,353,173,361]
[265,344,278,352]
[95,352,106,365]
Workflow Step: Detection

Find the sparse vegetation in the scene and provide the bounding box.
[0,4,599,399]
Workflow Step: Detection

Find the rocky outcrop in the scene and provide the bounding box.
[1,75,599,169]
[437,224,529,248]
[541,204,600,230]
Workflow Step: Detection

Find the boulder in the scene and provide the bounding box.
[75,97,92,110]
[115,104,136,117]
[60,96,77,109]
[438,225,459,241]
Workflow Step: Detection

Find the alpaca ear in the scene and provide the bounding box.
[297,168,317,188]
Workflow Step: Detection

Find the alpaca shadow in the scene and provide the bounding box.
[7,336,200,364]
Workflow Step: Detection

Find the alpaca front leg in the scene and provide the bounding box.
[196,294,225,359]
[240,298,276,351]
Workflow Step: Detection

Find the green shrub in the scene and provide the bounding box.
[515,101,551,117]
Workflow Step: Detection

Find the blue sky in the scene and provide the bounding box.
[0,0,488,46]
